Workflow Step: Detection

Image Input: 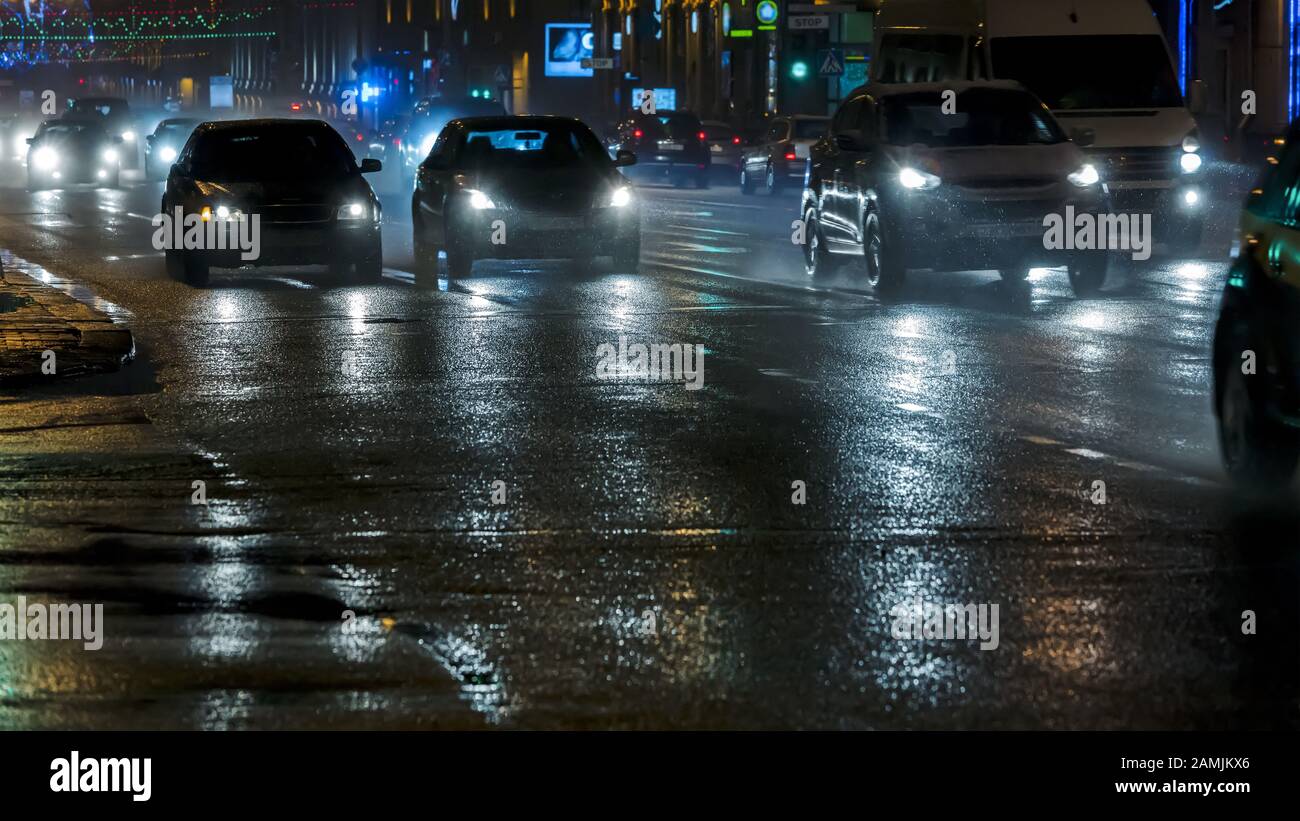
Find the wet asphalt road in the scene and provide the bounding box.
[0,164,1297,730]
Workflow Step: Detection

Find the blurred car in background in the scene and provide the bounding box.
[66,96,140,169]
[741,115,830,195]
[26,118,123,190]
[399,96,507,187]
[411,115,639,279]
[2,112,44,163]
[702,120,744,172]
[145,117,201,179]
[607,110,710,189]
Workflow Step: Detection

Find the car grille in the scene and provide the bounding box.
[955,176,1059,190]
[1090,147,1175,182]
[260,203,333,224]
[511,190,592,214]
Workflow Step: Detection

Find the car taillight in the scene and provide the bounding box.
[784,151,797,161]
[633,129,643,139]
[732,136,741,145]
[356,133,364,142]
[394,138,401,147]
[698,131,707,141]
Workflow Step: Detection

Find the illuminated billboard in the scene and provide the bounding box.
[545,23,594,78]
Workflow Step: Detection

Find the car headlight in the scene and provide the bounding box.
[121,130,136,142]
[609,186,633,207]
[159,146,177,163]
[1182,134,1200,153]
[201,205,244,222]
[32,146,58,171]
[467,189,495,210]
[102,148,118,164]
[1067,163,1100,187]
[337,202,372,220]
[898,167,941,190]
[1179,152,1202,173]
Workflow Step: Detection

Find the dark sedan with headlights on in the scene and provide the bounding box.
[145,117,200,179]
[161,119,383,286]
[26,118,123,190]
[411,115,640,279]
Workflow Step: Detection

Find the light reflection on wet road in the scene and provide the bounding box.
[0,167,1296,729]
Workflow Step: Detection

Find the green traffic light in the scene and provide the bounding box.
[791,61,809,80]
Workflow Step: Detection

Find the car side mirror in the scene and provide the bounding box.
[1070,127,1096,148]
[614,149,637,167]
[1188,79,1206,115]
[360,158,382,173]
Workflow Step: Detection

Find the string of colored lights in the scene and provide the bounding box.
[0,9,276,39]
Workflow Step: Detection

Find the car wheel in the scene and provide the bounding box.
[802,206,834,279]
[354,245,382,283]
[1068,253,1108,297]
[613,238,640,273]
[863,212,905,294]
[1218,360,1300,490]
[412,210,439,283]
[999,268,1029,282]
[765,164,780,195]
[444,241,473,279]
[183,252,210,287]
[740,166,754,195]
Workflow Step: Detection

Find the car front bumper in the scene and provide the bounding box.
[451,207,640,259]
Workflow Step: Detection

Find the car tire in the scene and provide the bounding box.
[1068,254,1108,297]
[765,164,780,195]
[1217,361,1300,491]
[999,268,1029,282]
[802,206,835,280]
[444,242,473,279]
[740,166,754,195]
[354,246,383,283]
[165,248,184,280]
[183,252,210,287]
[863,212,905,294]
[412,210,439,283]
[613,238,640,273]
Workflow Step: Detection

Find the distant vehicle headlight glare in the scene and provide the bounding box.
[609,186,633,207]
[898,167,940,190]
[32,147,58,170]
[1180,152,1202,173]
[1067,164,1100,187]
[159,146,178,162]
[102,149,118,163]
[468,189,495,210]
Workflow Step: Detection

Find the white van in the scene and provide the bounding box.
[872,0,1206,247]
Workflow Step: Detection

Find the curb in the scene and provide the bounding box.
[0,255,135,382]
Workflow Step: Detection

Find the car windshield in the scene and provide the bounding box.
[881,89,1066,147]
[455,123,608,169]
[991,35,1183,110]
[38,123,104,141]
[793,119,828,139]
[190,126,356,181]
[157,122,197,139]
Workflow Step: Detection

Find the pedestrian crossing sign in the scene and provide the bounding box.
[818,48,845,77]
